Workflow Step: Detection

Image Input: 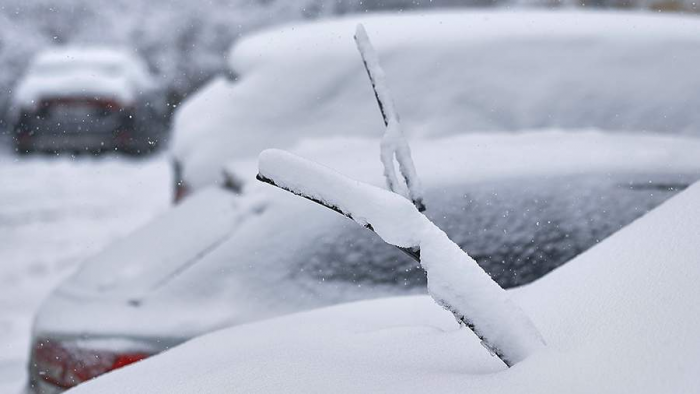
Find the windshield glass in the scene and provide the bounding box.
[288,173,694,289]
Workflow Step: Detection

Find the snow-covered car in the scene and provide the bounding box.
[27,131,700,393]
[64,179,700,394]
[169,10,700,200]
[11,47,166,155]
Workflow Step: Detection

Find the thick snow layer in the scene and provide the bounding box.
[259,148,545,365]
[12,47,154,108]
[0,154,170,394]
[255,130,700,192]
[171,10,700,190]
[67,179,700,394]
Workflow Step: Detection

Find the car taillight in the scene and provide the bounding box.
[40,97,123,111]
[115,129,133,143]
[31,338,150,390]
[17,130,32,141]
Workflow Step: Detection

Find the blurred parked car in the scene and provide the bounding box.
[11,47,166,155]
[169,10,700,201]
[26,131,700,393]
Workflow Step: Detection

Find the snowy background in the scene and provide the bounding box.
[1,0,698,130]
[2,1,700,393]
[0,147,171,393]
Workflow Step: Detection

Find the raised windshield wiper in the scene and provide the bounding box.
[255,24,545,368]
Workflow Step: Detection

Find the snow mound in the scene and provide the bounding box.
[13,47,154,108]
[67,179,700,393]
[171,10,700,190]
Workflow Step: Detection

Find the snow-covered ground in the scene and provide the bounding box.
[0,151,170,393]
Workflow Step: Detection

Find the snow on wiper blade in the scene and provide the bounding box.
[354,24,425,212]
[255,172,420,262]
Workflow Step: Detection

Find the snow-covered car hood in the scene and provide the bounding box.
[67,172,700,394]
[33,187,245,339]
[171,9,700,191]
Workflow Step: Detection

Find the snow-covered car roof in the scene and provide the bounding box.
[171,10,700,190]
[67,168,700,393]
[12,47,155,107]
[37,131,700,339]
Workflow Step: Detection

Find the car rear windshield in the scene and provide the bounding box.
[289,173,693,289]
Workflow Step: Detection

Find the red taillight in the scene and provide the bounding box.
[17,131,32,143]
[31,338,150,390]
[111,353,149,369]
[40,97,124,111]
[115,129,133,144]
